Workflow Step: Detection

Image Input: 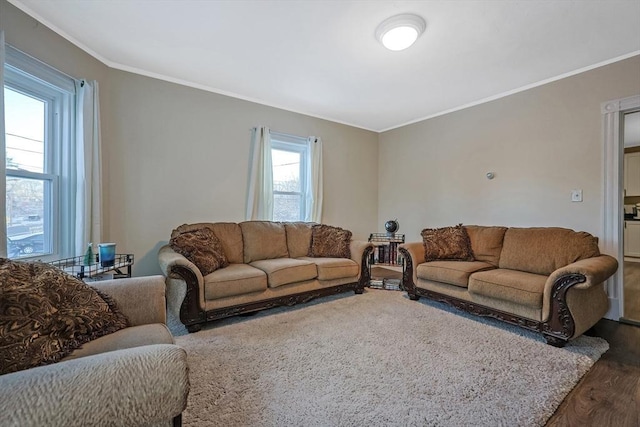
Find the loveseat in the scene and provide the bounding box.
[0,274,190,427]
[158,221,373,332]
[399,225,618,347]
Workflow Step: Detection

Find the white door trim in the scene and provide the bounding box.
[602,94,640,320]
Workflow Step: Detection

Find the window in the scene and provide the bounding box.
[271,133,308,222]
[3,46,75,260]
[247,126,322,222]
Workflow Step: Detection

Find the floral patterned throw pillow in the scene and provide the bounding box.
[170,227,229,275]
[308,224,352,259]
[421,224,474,262]
[0,259,130,375]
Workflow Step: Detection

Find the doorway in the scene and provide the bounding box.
[602,95,640,322]
[622,110,640,325]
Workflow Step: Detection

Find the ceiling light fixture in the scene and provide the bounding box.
[375,13,426,51]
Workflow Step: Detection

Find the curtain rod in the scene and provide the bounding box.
[250,127,317,142]
[5,41,80,84]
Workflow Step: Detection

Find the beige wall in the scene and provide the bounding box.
[107,71,378,274]
[4,0,640,275]
[379,56,640,245]
[1,0,379,276]
[0,2,109,83]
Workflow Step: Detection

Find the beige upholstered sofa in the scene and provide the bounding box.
[158,221,373,332]
[0,275,190,427]
[399,226,618,347]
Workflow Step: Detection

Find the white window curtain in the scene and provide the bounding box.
[305,136,323,223]
[73,79,102,255]
[0,32,6,257]
[246,126,274,220]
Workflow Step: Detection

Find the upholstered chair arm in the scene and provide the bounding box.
[0,345,189,427]
[91,275,167,326]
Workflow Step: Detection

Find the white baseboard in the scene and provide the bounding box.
[604,297,620,321]
[619,317,640,327]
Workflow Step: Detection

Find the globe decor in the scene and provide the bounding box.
[384,219,399,236]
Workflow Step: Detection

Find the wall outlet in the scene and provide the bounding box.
[571,189,583,202]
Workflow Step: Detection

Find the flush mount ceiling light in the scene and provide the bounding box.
[375,13,426,51]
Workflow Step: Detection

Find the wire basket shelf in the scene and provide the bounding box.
[49,254,134,280]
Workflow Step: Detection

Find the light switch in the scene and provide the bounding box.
[571,189,583,202]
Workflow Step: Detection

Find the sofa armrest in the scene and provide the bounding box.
[158,244,206,331]
[0,344,189,427]
[158,244,205,284]
[541,255,618,342]
[92,275,167,326]
[350,240,373,270]
[398,242,424,292]
[545,255,618,292]
[349,240,374,291]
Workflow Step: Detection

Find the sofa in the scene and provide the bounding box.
[0,274,190,427]
[158,221,373,332]
[399,225,618,347]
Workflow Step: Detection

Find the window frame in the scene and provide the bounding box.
[3,45,75,261]
[270,132,309,222]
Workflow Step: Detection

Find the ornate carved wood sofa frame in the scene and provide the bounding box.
[399,226,618,347]
[159,221,373,332]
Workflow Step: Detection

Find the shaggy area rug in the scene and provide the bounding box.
[172,290,608,427]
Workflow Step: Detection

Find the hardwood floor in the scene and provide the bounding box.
[546,319,640,427]
[624,261,640,322]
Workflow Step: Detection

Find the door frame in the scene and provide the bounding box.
[602,94,640,320]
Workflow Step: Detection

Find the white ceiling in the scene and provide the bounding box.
[9,0,640,132]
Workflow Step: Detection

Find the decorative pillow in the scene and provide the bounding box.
[0,259,130,375]
[308,224,352,258]
[421,224,475,262]
[170,227,229,275]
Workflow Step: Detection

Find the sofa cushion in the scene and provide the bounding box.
[250,258,317,288]
[464,225,508,267]
[421,224,474,262]
[299,257,359,280]
[498,227,600,275]
[416,260,495,288]
[468,269,547,308]
[64,324,174,361]
[285,222,315,258]
[0,259,130,375]
[240,221,289,263]
[204,264,267,300]
[170,227,229,275]
[309,224,352,258]
[209,222,244,264]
